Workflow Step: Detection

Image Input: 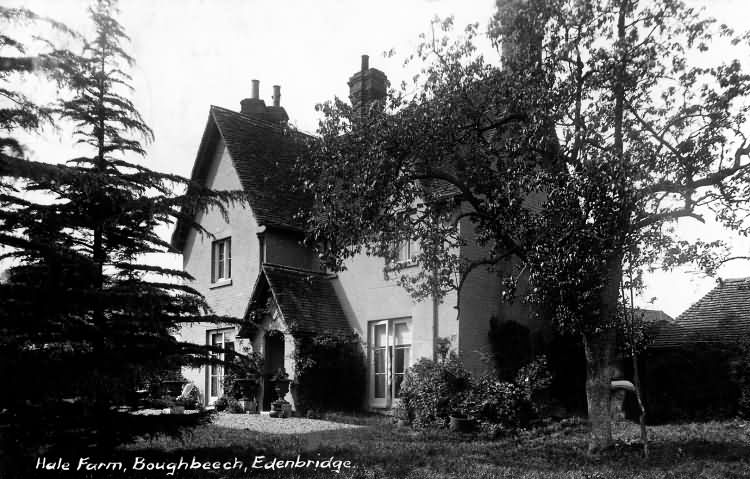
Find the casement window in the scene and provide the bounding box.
[387,239,419,268]
[211,238,231,283]
[208,329,235,401]
[369,318,412,408]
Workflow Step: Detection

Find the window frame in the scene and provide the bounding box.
[384,238,419,272]
[207,328,236,402]
[211,237,232,284]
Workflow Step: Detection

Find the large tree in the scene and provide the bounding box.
[297,0,750,452]
[0,0,244,453]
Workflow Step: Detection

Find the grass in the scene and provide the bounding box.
[17,414,750,478]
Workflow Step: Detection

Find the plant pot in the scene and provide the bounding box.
[449,415,474,433]
[272,378,291,401]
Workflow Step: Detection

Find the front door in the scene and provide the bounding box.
[368,318,411,409]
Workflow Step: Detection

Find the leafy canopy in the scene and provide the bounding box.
[298,0,750,335]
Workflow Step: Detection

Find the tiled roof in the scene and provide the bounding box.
[171,106,310,251]
[210,106,311,230]
[248,264,351,336]
[650,278,750,348]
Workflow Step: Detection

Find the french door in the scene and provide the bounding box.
[208,329,235,403]
[369,318,411,408]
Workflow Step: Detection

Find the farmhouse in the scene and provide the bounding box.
[171,56,539,411]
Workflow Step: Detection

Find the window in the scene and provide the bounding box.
[368,318,412,408]
[208,329,235,400]
[211,238,231,283]
[388,239,419,268]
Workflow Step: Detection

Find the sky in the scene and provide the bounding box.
[6,0,750,317]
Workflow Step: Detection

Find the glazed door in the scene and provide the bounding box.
[369,318,412,408]
[207,329,235,403]
[369,320,389,408]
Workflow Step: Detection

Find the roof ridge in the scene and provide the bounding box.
[210,105,286,131]
[210,105,314,140]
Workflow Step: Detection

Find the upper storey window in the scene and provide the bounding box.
[386,238,419,269]
[211,238,231,283]
[396,239,417,264]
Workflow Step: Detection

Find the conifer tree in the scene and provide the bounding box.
[0,0,244,452]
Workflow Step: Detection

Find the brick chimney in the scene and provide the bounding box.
[241,79,267,116]
[497,0,543,71]
[240,79,289,124]
[348,54,388,111]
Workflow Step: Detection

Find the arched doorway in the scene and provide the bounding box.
[262,330,285,411]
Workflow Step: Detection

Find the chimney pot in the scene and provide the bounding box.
[272,85,281,107]
[361,54,369,72]
[251,79,260,99]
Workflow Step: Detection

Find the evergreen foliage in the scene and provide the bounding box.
[0,0,245,456]
[292,331,366,413]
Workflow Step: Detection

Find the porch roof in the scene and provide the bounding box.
[246,264,351,336]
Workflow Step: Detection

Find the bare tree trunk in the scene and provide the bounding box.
[583,326,616,453]
[631,352,649,457]
[583,255,622,453]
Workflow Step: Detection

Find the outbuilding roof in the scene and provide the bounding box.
[650,278,750,348]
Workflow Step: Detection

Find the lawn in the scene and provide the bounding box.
[28,414,750,478]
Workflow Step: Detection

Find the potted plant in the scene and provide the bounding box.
[269,368,292,418]
[448,410,474,432]
[270,367,291,399]
[175,383,201,410]
[448,394,475,433]
[392,400,410,427]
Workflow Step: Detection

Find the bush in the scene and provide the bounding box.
[731,338,750,418]
[223,352,263,400]
[465,375,531,428]
[400,355,473,428]
[226,398,244,414]
[515,355,553,412]
[645,343,739,422]
[293,331,366,412]
[401,355,552,430]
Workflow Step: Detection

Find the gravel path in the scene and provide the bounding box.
[213,412,364,435]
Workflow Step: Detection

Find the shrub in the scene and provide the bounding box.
[226,398,244,414]
[400,355,473,427]
[515,355,553,412]
[401,354,552,430]
[731,338,750,418]
[223,352,263,400]
[293,331,366,412]
[464,375,531,428]
[645,343,739,422]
